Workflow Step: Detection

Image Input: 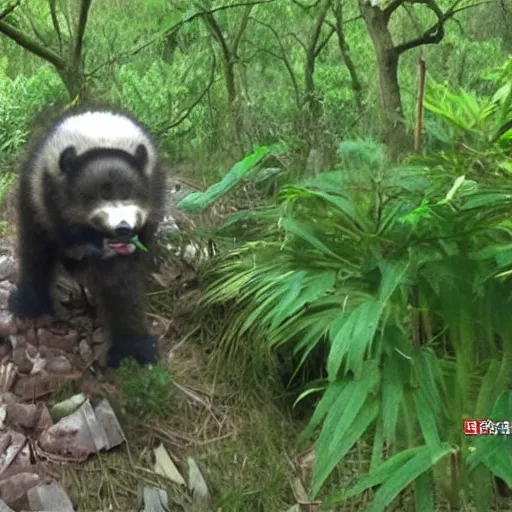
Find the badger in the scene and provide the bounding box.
[8,107,166,368]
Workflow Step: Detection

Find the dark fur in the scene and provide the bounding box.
[8,105,166,368]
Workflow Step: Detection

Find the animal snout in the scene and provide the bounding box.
[114,221,133,240]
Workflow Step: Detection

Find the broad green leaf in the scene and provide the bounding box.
[300,379,347,442]
[327,299,381,379]
[312,396,379,498]
[327,446,425,504]
[474,360,503,418]
[177,145,275,212]
[381,353,407,442]
[367,443,455,512]
[414,389,441,451]
[281,217,355,265]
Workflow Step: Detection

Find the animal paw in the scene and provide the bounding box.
[107,336,157,368]
[8,284,54,319]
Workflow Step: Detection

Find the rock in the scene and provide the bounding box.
[93,399,125,450]
[0,363,16,394]
[33,404,53,437]
[37,329,79,353]
[0,343,11,359]
[0,498,15,512]
[91,329,104,345]
[6,404,38,430]
[138,487,168,512]
[27,481,75,512]
[0,283,14,311]
[13,372,54,400]
[0,443,34,482]
[0,312,13,339]
[0,393,19,405]
[0,472,41,510]
[78,340,92,363]
[69,316,93,334]
[38,346,65,359]
[29,355,47,376]
[12,347,33,375]
[22,328,38,346]
[0,255,18,282]
[45,356,73,375]
[11,315,52,334]
[0,430,27,478]
[38,400,108,461]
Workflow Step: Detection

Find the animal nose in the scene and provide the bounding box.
[114,221,132,240]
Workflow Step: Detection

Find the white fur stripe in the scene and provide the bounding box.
[90,203,147,231]
[38,111,156,177]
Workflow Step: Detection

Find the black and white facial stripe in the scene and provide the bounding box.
[89,202,148,235]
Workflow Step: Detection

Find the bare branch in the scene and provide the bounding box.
[286,31,307,51]
[394,0,463,55]
[87,0,274,77]
[232,5,254,56]
[314,26,334,57]
[20,4,51,46]
[73,0,93,65]
[0,1,20,21]
[156,53,217,135]
[202,10,231,63]
[0,18,65,69]
[248,16,302,107]
[308,0,331,55]
[331,0,363,112]
[48,0,63,52]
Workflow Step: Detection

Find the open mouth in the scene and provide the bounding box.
[106,239,136,256]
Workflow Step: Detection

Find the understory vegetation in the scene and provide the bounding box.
[0,0,512,510]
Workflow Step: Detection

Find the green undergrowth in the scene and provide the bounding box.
[115,358,174,418]
[192,66,512,511]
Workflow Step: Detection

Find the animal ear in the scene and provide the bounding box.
[134,144,148,171]
[59,146,78,174]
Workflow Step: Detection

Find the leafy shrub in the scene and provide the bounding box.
[116,358,173,418]
[0,59,66,163]
[196,73,512,510]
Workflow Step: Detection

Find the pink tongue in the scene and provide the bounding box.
[108,242,132,255]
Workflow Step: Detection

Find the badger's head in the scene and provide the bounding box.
[59,144,152,256]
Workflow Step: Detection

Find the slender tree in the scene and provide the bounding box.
[358,0,480,158]
[0,0,93,99]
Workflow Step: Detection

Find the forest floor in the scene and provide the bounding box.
[0,177,317,512]
[0,176,509,512]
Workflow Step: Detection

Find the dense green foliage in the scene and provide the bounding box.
[0,0,510,169]
[1,0,512,510]
[199,72,512,509]
[116,358,174,418]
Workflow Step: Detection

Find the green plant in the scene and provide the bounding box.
[197,122,512,509]
[115,358,173,418]
[0,59,66,163]
[417,59,512,182]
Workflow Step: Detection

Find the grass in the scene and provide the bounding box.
[46,338,307,512]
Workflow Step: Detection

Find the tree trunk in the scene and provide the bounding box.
[58,65,87,100]
[224,58,244,159]
[358,0,409,158]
